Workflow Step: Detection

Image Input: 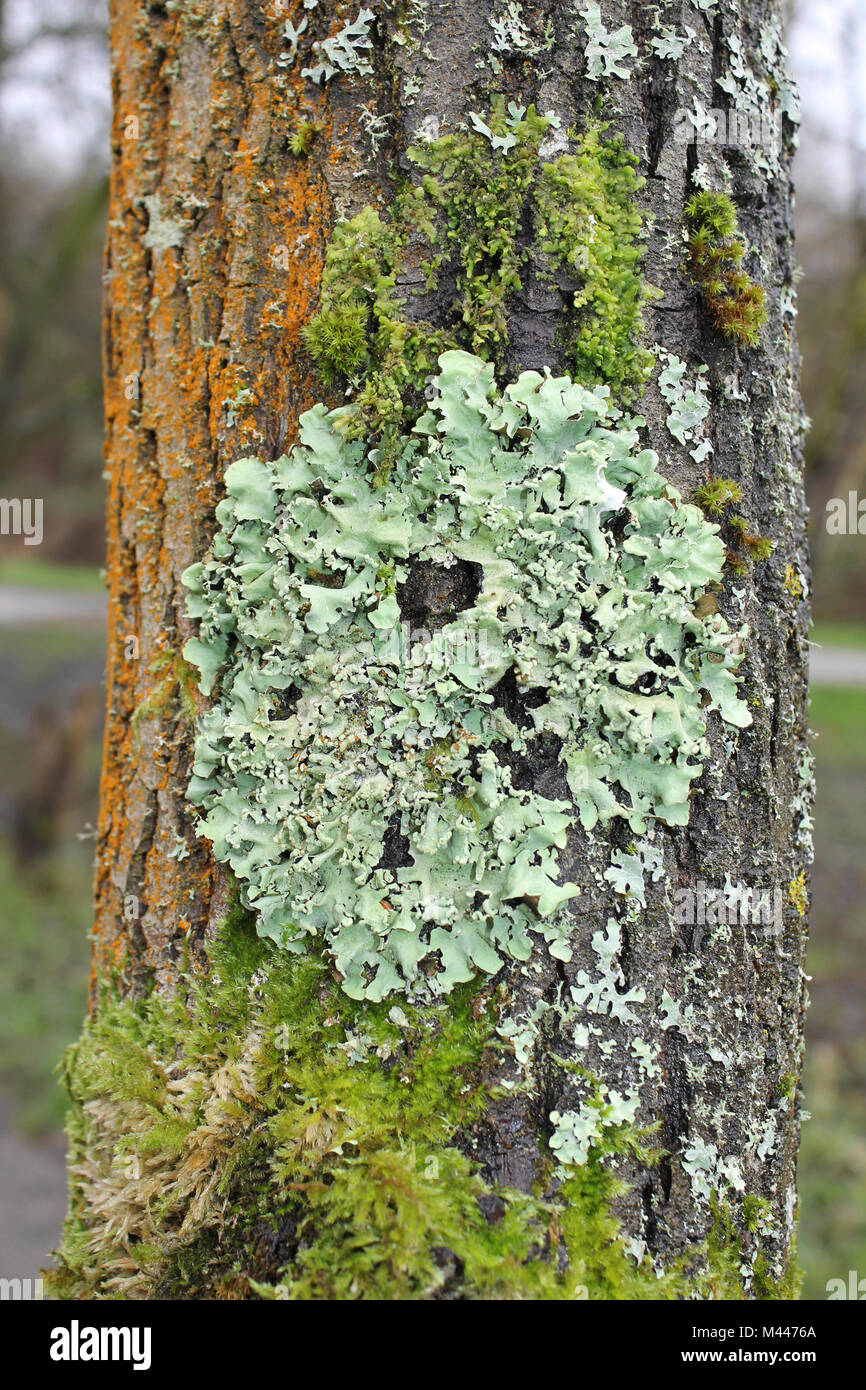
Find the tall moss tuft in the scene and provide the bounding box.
[537,124,658,398]
[684,192,767,347]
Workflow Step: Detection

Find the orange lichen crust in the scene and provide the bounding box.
[94,0,336,989]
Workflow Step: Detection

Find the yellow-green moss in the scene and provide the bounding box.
[289,119,322,156]
[49,909,774,1301]
[536,123,658,398]
[302,101,658,469]
[694,476,743,516]
[694,476,773,574]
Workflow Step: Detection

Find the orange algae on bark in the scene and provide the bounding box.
[94,1,331,988]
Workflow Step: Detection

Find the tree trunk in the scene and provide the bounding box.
[53,0,810,1300]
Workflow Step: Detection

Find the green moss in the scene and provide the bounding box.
[753,1248,802,1301]
[302,101,659,465]
[728,515,774,565]
[694,476,743,516]
[302,304,369,380]
[301,205,450,475]
[50,914,708,1301]
[702,1196,802,1301]
[407,99,551,366]
[684,192,767,347]
[289,119,322,156]
[694,478,772,574]
[536,124,658,399]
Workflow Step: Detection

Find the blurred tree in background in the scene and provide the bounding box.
[794,0,866,619]
[0,0,108,565]
[0,1,109,1146]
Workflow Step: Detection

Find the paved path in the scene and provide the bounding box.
[0,1100,66,1285]
[808,646,866,687]
[0,585,106,626]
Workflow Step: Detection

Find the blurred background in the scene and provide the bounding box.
[0,0,863,1299]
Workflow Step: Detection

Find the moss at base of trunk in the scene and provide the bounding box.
[47,910,792,1301]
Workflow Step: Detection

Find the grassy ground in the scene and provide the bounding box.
[798,683,866,1298]
[0,558,104,592]
[811,622,866,651]
[0,619,103,1131]
[0,846,92,1131]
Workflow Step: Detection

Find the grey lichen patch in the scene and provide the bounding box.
[578,3,637,82]
[140,193,186,253]
[658,351,712,465]
[183,351,750,1002]
[649,24,696,65]
[716,17,800,180]
[301,7,374,85]
[604,836,664,909]
[488,2,554,65]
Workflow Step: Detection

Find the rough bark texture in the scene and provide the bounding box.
[75,0,809,1297]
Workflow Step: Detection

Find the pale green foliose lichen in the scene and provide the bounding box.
[716,18,800,179]
[649,26,696,63]
[658,350,713,465]
[301,7,374,85]
[183,350,750,1002]
[488,2,553,60]
[579,4,637,82]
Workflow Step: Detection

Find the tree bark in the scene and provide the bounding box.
[58,0,810,1300]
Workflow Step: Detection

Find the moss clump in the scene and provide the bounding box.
[302,303,369,381]
[536,124,658,399]
[50,912,744,1301]
[728,514,774,569]
[407,99,551,366]
[289,119,322,156]
[753,1239,803,1300]
[684,192,767,347]
[707,1197,802,1301]
[302,101,658,468]
[694,476,743,517]
[302,205,451,476]
[694,476,772,574]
